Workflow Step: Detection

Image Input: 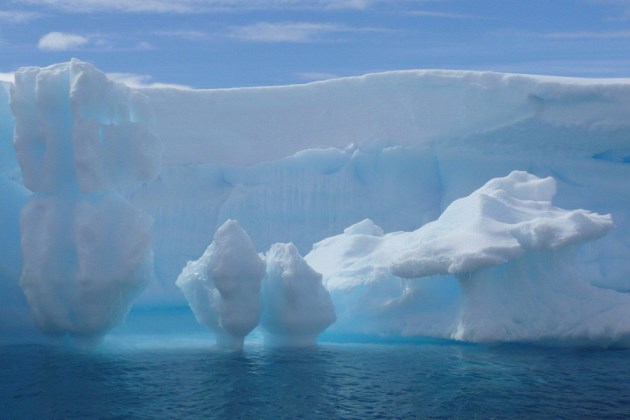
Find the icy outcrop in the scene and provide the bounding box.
[19,194,153,345]
[176,220,266,350]
[11,59,161,193]
[9,60,159,345]
[390,171,613,278]
[261,243,335,347]
[307,171,629,345]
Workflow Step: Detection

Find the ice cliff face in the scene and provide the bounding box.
[130,71,630,301]
[1,60,630,346]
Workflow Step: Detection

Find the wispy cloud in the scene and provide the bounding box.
[0,10,42,23]
[136,41,153,50]
[229,22,349,43]
[407,10,489,20]
[37,31,153,52]
[107,72,192,89]
[229,22,387,43]
[38,32,89,51]
[154,30,215,41]
[584,0,630,21]
[19,0,195,13]
[17,0,418,14]
[543,30,630,39]
[295,72,339,82]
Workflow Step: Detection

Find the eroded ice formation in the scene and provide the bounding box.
[19,194,153,344]
[3,60,630,347]
[10,60,159,345]
[176,219,266,349]
[11,59,160,194]
[261,243,335,346]
[307,171,630,345]
[390,171,613,278]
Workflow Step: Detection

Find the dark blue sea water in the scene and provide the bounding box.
[2,336,630,419]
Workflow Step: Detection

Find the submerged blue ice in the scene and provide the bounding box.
[1,60,630,347]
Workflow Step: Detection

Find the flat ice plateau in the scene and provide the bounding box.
[1,60,630,347]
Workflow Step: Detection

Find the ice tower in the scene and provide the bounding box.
[11,60,161,345]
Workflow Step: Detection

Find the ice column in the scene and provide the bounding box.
[262,243,336,346]
[11,60,161,345]
[176,220,266,350]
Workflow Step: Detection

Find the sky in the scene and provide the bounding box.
[1,0,630,88]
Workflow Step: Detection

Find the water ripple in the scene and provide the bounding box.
[1,342,630,418]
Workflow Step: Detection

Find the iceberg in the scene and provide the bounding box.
[11,59,161,194]
[6,60,159,345]
[176,219,266,350]
[262,243,335,347]
[19,194,153,345]
[307,171,628,346]
[1,59,630,347]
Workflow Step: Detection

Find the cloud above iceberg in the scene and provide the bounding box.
[0,10,41,22]
[406,10,488,20]
[16,0,417,13]
[38,32,89,50]
[107,72,193,90]
[543,30,630,39]
[228,22,356,43]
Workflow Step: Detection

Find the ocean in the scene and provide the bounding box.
[2,336,630,419]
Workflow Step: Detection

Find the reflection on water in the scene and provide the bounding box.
[2,340,630,418]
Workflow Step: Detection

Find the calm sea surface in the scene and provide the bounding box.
[1,336,630,419]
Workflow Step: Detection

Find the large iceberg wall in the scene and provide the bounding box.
[131,71,630,302]
[2,60,630,346]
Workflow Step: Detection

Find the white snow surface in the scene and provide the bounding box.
[391,171,613,278]
[2,60,630,347]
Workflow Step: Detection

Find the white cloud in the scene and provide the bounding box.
[229,22,350,43]
[38,32,89,51]
[154,30,214,41]
[18,0,417,14]
[295,72,339,81]
[158,23,388,43]
[407,10,488,20]
[20,0,194,13]
[107,72,192,89]
[37,32,152,52]
[589,0,630,21]
[543,30,630,39]
[0,10,41,23]
[136,41,153,50]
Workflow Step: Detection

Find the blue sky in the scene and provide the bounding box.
[1,0,630,88]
